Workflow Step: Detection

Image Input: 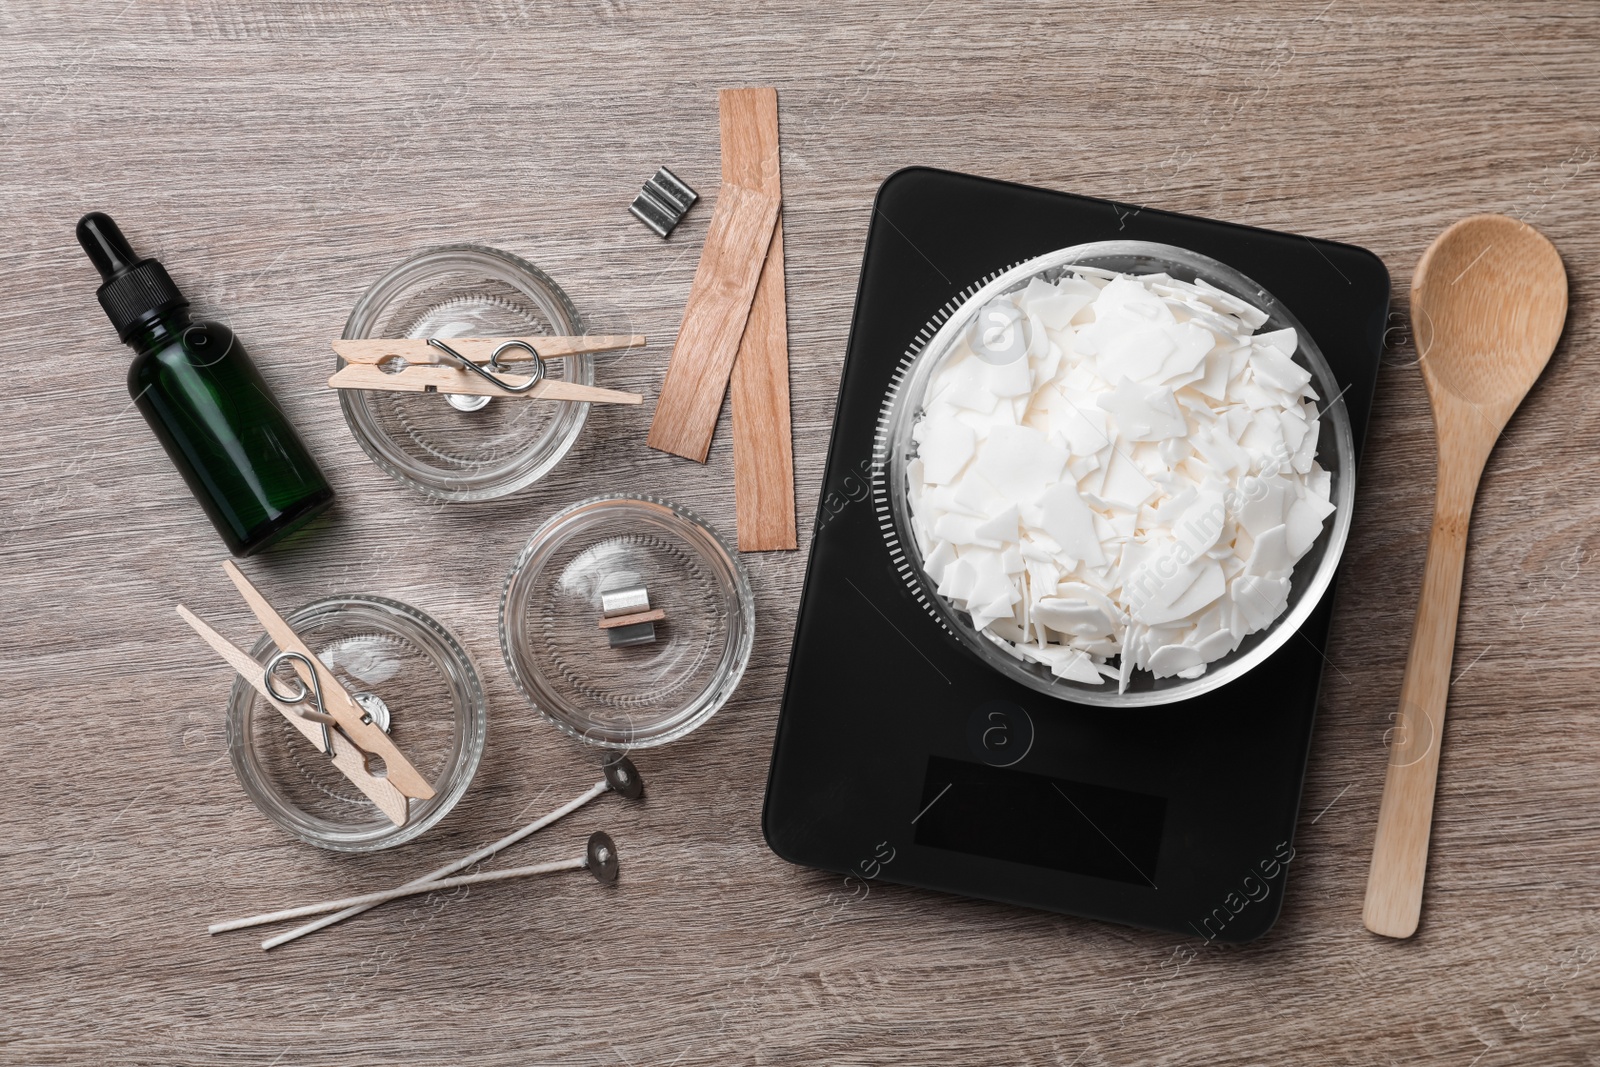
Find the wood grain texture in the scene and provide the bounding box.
[722,87,799,551]
[647,182,781,461]
[175,605,412,826]
[331,336,645,364]
[596,608,666,629]
[1364,215,1569,938]
[223,560,435,801]
[327,362,643,403]
[1,2,1598,1064]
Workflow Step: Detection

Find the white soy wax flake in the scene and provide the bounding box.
[907,266,1334,692]
[915,415,976,484]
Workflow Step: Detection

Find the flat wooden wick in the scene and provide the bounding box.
[721,86,798,551]
[331,335,644,364]
[597,608,666,630]
[646,183,781,462]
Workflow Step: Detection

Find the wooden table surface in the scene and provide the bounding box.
[3,3,1598,1064]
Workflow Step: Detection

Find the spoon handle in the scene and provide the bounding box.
[1363,447,1486,938]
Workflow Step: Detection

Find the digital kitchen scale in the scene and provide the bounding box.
[762,167,1390,942]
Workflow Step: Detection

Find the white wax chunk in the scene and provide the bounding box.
[1160,321,1217,381]
[1024,558,1061,599]
[1195,628,1237,661]
[1053,401,1113,457]
[1192,277,1271,328]
[938,360,1001,413]
[1034,597,1113,636]
[1098,450,1159,509]
[1279,407,1309,453]
[1150,486,1197,529]
[918,416,976,484]
[1150,561,1227,626]
[1244,523,1293,579]
[1035,482,1106,567]
[1190,427,1250,475]
[1191,347,1235,400]
[1090,321,1176,382]
[1284,497,1326,557]
[1240,408,1287,457]
[1250,343,1314,393]
[1098,378,1188,442]
[966,569,1017,621]
[973,504,1020,543]
[1033,340,1063,385]
[1175,489,1228,554]
[1029,279,1099,331]
[1050,647,1106,683]
[938,557,976,601]
[1147,643,1205,678]
[1233,574,1291,630]
[952,470,1008,516]
[1236,477,1291,538]
[1255,327,1299,357]
[1292,420,1319,473]
[988,351,1034,397]
[924,539,957,582]
[932,512,996,547]
[1298,480,1337,522]
[974,425,1067,503]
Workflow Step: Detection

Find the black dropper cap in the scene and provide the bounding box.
[76,212,189,341]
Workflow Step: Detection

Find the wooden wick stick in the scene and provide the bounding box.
[721,86,798,551]
[209,857,587,935]
[259,777,611,951]
[646,183,781,462]
[598,608,666,630]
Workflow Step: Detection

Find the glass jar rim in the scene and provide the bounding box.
[498,494,756,748]
[338,244,592,502]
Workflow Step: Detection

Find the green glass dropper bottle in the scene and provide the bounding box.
[77,212,335,556]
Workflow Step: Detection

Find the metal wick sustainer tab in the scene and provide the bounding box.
[598,584,665,648]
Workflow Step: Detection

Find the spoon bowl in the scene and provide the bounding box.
[1413,214,1568,418]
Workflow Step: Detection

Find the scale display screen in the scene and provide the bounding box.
[914,756,1167,887]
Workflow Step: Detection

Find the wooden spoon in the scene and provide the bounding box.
[1363,215,1567,939]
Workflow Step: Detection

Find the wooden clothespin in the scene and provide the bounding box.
[177,561,437,826]
[328,335,645,405]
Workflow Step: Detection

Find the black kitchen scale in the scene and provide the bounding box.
[763,167,1390,942]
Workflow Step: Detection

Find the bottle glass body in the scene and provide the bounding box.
[126,312,333,555]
